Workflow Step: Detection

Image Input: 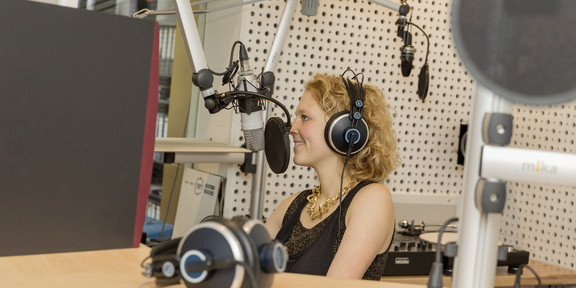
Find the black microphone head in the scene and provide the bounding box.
[400,45,415,77]
[264,117,290,174]
[418,64,430,102]
[205,97,220,113]
[399,4,410,16]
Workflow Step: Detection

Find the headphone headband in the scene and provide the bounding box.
[324,70,370,155]
[341,69,366,128]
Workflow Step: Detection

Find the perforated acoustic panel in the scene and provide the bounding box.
[218,0,576,271]
[503,104,576,270]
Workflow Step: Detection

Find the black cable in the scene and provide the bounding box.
[144,256,258,288]
[336,69,364,249]
[211,40,243,76]
[513,264,542,288]
[158,163,180,241]
[185,258,259,288]
[407,22,430,65]
[232,260,259,288]
[225,91,292,124]
[140,254,180,269]
[336,138,354,249]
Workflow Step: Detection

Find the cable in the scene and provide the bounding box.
[513,264,542,288]
[211,41,242,78]
[225,91,292,124]
[336,69,364,249]
[336,140,354,249]
[186,258,259,288]
[232,260,259,288]
[427,217,458,288]
[407,22,430,65]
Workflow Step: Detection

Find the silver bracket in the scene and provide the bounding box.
[482,113,513,146]
[475,179,506,213]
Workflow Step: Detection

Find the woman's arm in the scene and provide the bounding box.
[264,192,299,238]
[326,183,395,279]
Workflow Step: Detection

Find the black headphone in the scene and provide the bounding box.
[324,70,370,155]
[142,216,287,288]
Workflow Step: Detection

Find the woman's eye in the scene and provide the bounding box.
[301,115,309,121]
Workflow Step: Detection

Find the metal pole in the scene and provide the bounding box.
[452,83,513,288]
[250,0,298,220]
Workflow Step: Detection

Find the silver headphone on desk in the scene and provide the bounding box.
[142,216,287,288]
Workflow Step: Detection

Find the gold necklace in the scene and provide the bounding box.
[306,181,358,220]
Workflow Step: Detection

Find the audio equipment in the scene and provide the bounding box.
[396,2,414,77]
[417,62,430,101]
[142,216,287,288]
[324,70,370,155]
[382,225,529,277]
[264,117,291,174]
[395,1,431,102]
[237,45,265,152]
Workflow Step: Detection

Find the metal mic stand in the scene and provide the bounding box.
[452,83,576,288]
[171,0,298,220]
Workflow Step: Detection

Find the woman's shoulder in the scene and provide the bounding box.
[356,182,391,195]
[350,182,393,211]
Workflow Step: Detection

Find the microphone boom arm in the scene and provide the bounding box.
[171,0,300,220]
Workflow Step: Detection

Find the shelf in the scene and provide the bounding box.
[154,137,251,164]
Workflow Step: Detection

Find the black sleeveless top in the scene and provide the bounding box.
[274,181,392,280]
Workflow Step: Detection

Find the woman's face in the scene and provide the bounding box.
[290,90,335,168]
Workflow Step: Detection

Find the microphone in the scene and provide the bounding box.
[396,3,414,77]
[400,42,415,77]
[237,45,265,152]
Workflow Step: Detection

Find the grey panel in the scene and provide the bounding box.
[0,0,156,256]
[452,0,576,105]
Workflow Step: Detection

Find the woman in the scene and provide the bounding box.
[265,73,399,280]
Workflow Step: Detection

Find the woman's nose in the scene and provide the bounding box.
[289,122,297,135]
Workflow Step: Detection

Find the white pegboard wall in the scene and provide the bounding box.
[501,103,576,270]
[231,0,474,214]
[214,0,576,271]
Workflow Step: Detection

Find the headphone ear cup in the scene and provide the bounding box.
[215,217,261,288]
[324,111,369,155]
[236,218,287,288]
[177,217,258,288]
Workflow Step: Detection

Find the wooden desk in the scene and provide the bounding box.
[382,260,576,287]
[3,246,573,288]
[0,246,423,288]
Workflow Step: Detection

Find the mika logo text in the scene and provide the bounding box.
[521,161,557,174]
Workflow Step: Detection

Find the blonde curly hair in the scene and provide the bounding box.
[304,73,399,182]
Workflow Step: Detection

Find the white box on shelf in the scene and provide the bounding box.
[172,168,223,238]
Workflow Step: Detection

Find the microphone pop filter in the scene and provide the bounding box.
[264,117,290,174]
[417,64,430,102]
[452,0,576,105]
